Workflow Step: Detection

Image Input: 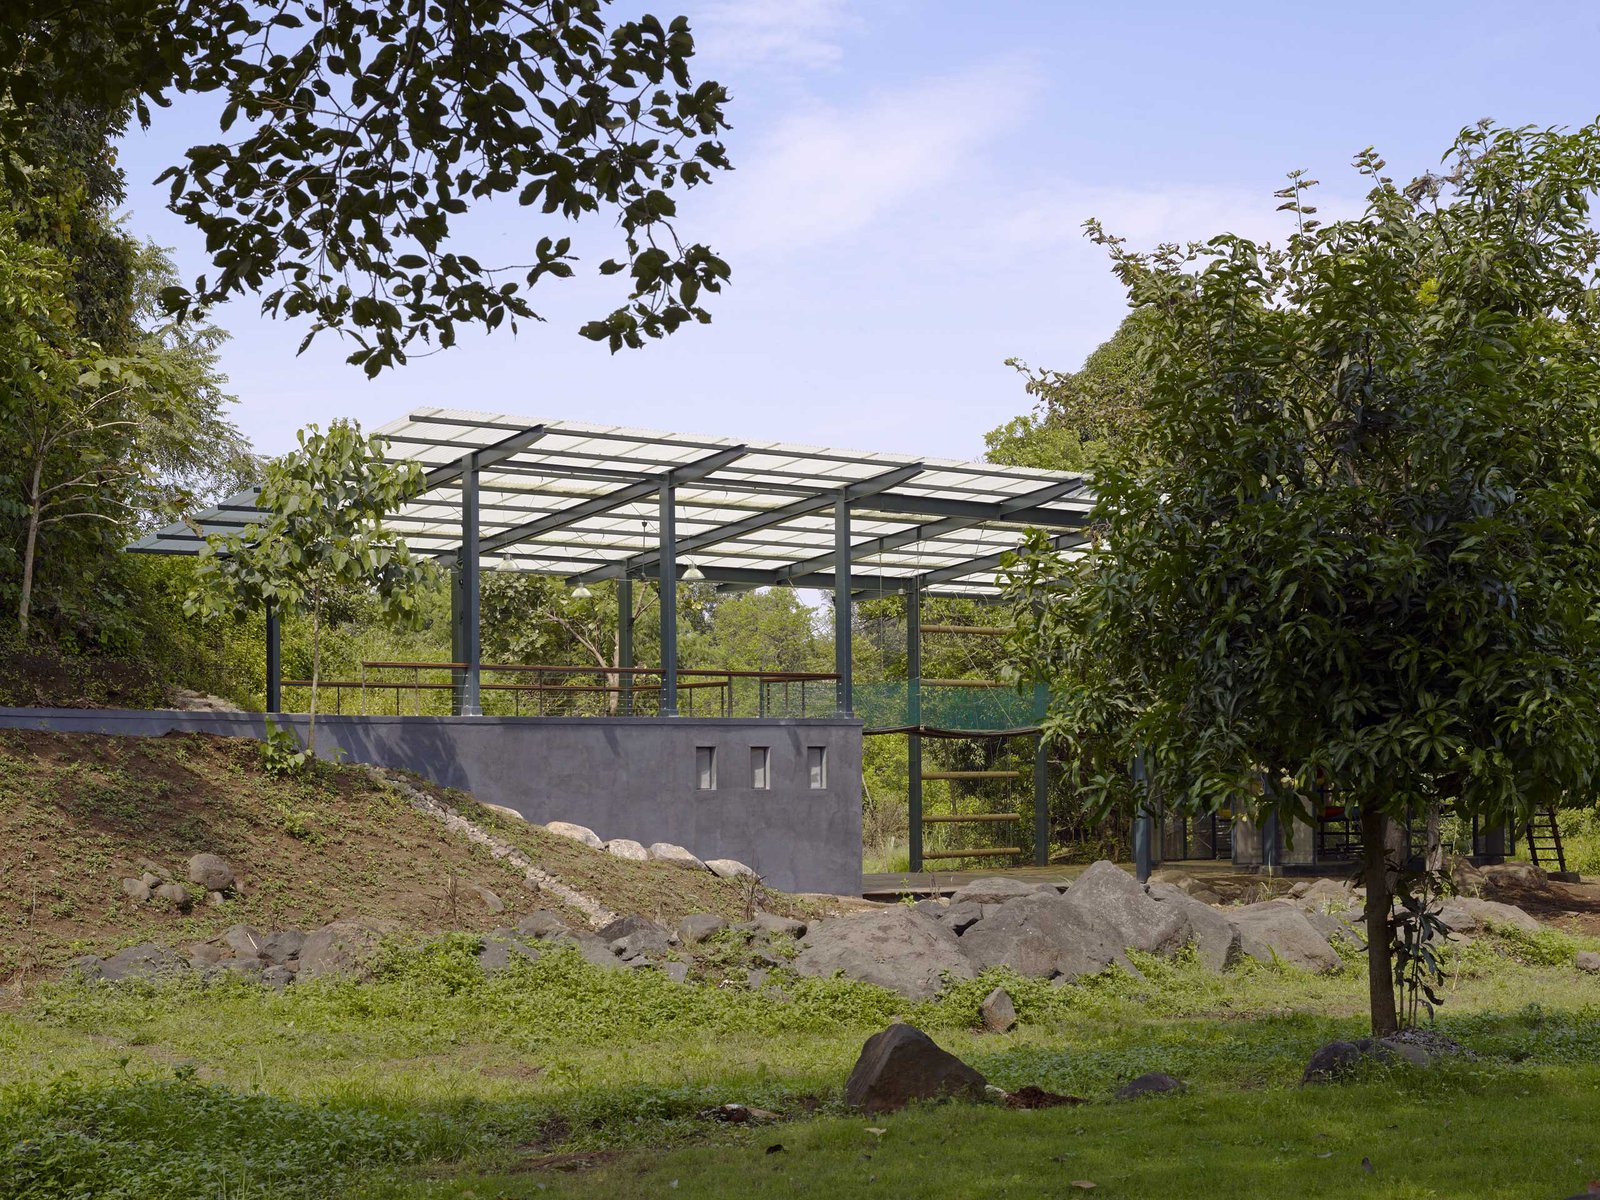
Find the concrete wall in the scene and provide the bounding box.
[0,708,864,895]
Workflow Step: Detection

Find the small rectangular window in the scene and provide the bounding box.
[807,745,827,789]
[696,746,717,790]
[751,746,771,790]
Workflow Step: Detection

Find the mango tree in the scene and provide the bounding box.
[1005,121,1600,1035]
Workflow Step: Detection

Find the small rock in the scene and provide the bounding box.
[746,967,769,989]
[597,914,668,943]
[605,838,650,861]
[706,858,758,879]
[678,913,728,945]
[224,925,266,958]
[844,1023,989,1114]
[139,872,163,890]
[256,930,305,965]
[120,877,152,902]
[979,986,1017,1033]
[752,913,807,939]
[648,842,707,871]
[612,928,672,960]
[1288,880,1312,898]
[98,944,189,983]
[136,860,171,881]
[1302,1040,1366,1084]
[1576,950,1600,974]
[187,853,235,892]
[480,802,526,821]
[470,884,504,914]
[261,964,296,989]
[662,961,690,984]
[154,881,192,912]
[478,936,540,973]
[1115,1072,1187,1100]
[186,941,229,966]
[545,821,604,850]
[516,910,570,939]
[205,890,227,907]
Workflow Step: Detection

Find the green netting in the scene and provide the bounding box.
[854,681,1042,734]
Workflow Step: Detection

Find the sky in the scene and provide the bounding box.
[114,0,1600,461]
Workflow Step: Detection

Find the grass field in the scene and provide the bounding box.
[6,925,1600,1199]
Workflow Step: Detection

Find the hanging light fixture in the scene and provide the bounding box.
[682,560,705,582]
[571,582,593,600]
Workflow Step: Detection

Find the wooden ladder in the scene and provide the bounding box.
[1523,807,1567,873]
[920,770,1024,861]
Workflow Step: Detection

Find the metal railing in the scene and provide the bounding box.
[277,661,841,719]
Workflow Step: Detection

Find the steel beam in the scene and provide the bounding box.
[572,463,926,584]
[1132,752,1153,882]
[618,577,634,716]
[418,423,548,494]
[1032,682,1049,866]
[479,446,748,556]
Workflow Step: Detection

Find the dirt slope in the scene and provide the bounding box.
[0,729,820,980]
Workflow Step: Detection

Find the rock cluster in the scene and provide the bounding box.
[790,861,1546,1000]
[70,918,388,988]
[118,854,240,911]
[539,820,758,880]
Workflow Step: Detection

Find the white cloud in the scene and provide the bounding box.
[691,0,859,70]
[711,56,1042,257]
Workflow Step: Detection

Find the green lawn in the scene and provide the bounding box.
[5,929,1600,1198]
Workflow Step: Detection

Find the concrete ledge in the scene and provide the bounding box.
[0,707,864,895]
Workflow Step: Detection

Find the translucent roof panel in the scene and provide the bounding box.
[129,408,1095,597]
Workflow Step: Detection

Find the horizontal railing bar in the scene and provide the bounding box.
[921,770,1023,780]
[922,847,1023,859]
[922,814,1021,823]
[919,624,1008,636]
[921,678,1010,689]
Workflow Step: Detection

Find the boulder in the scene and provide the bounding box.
[1115,1072,1186,1100]
[793,907,973,1000]
[844,1023,988,1114]
[257,930,305,965]
[1303,909,1363,948]
[223,924,266,958]
[1577,950,1600,974]
[516,910,570,939]
[612,928,672,960]
[1483,861,1548,889]
[187,853,235,892]
[597,914,668,943]
[260,964,296,989]
[1146,881,1243,971]
[979,986,1017,1033]
[960,891,1132,982]
[648,842,707,871]
[1060,861,1187,956]
[186,940,229,966]
[937,901,985,935]
[1453,897,1541,934]
[120,877,152,902]
[154,881,193,912]
[752,913,807,939]
[707,858,758,879]
[1230,902,1341,973]
[1302,1040,1366,1084]
[97,943,189,983]
[296,919,388,981]
[545,821,604,850]
[1297,878,1355,909]
[950,877,1041,906]
[478,936,540,973]
[605,838,650,862]
[1450,857,1489,897]
[677,913,728,945]
[548,930,628,972]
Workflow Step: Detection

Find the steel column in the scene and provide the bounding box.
[659,481,678,716]
[833,492,852,716]
[459,452,482,716]
[1261,807,1281,874]
[1032,681,1049,866]
[907,577,923,873]
[617,577,634,715]
[1132,752,1153,882]
[265,600,281,714]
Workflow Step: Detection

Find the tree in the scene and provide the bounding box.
[990,312,1154,471]
[186,421,432,753]
[0,2,733,374]
[1005,121,1600,1036]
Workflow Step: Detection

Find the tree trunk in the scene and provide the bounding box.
[1424,802,1444,874]
[17,457,43,640]
[307,590,321,757]
[1361,805,1399,1036]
